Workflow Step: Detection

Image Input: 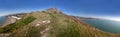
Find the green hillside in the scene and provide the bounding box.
[0,8,120,37]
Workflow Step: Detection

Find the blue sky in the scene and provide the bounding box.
[0,0,120,21]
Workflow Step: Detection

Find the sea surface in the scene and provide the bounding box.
[83,19,120,34]
[0,16,6,26]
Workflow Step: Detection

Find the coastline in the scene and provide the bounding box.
[1,13,26,27]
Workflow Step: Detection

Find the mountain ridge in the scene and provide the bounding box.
[0,8,120,37]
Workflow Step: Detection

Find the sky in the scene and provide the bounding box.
[0,0,120,21]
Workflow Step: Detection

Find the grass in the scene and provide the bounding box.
[44,12,120,37]
[1,11,120,37]
[26,27,42,37]
[45,12,81,37]
[0,16,36,33]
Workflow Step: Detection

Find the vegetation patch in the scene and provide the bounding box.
[0,16,36,33]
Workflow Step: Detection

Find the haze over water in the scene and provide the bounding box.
[83,19,120,34]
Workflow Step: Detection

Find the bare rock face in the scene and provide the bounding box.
[2,13,26,27]
[46,8,60,13]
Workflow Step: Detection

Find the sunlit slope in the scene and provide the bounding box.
[0,10,120,37]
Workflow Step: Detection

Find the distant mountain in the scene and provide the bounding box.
[0,8,120,37]
[70,15,100,20]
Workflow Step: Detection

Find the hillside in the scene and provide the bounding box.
[0,8,120,37]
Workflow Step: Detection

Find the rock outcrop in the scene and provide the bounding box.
[46,8,60,13]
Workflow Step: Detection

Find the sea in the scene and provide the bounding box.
[0,16,7,26]
[83,19,120,34]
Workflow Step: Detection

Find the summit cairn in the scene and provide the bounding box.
[46,8,60,13]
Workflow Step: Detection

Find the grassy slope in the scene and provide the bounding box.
[8,11,52,37]
[46,12,120,37]
[0,11,120,37]
[0,16,36,33]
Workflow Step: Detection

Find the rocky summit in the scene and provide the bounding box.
[0,8,120,37]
